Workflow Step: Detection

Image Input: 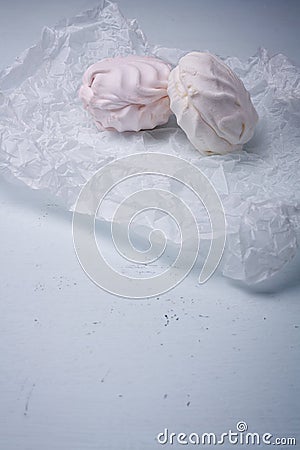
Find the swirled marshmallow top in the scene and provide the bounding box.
[168,52,258,155]
[79,55,171,132]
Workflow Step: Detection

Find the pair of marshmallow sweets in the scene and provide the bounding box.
[79,52,258,155]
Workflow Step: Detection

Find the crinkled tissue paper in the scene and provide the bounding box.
[0,0,299,285]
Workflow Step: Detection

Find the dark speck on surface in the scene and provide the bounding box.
[164,314,169,327]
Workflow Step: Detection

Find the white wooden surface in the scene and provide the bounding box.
[0,1,299,449]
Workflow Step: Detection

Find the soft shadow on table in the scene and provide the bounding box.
[1,175,299,296]
[188,241,300,297]
[227,252,300,296]
[0,175,72,222]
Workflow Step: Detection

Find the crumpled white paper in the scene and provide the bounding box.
[0,0,299,284]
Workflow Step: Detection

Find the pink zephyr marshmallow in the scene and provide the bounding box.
[79,55,171,132]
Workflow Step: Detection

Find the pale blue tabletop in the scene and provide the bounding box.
[0,1,299,449]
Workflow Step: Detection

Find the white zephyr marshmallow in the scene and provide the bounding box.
[79,55,171,132]
[168,52,258,155]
